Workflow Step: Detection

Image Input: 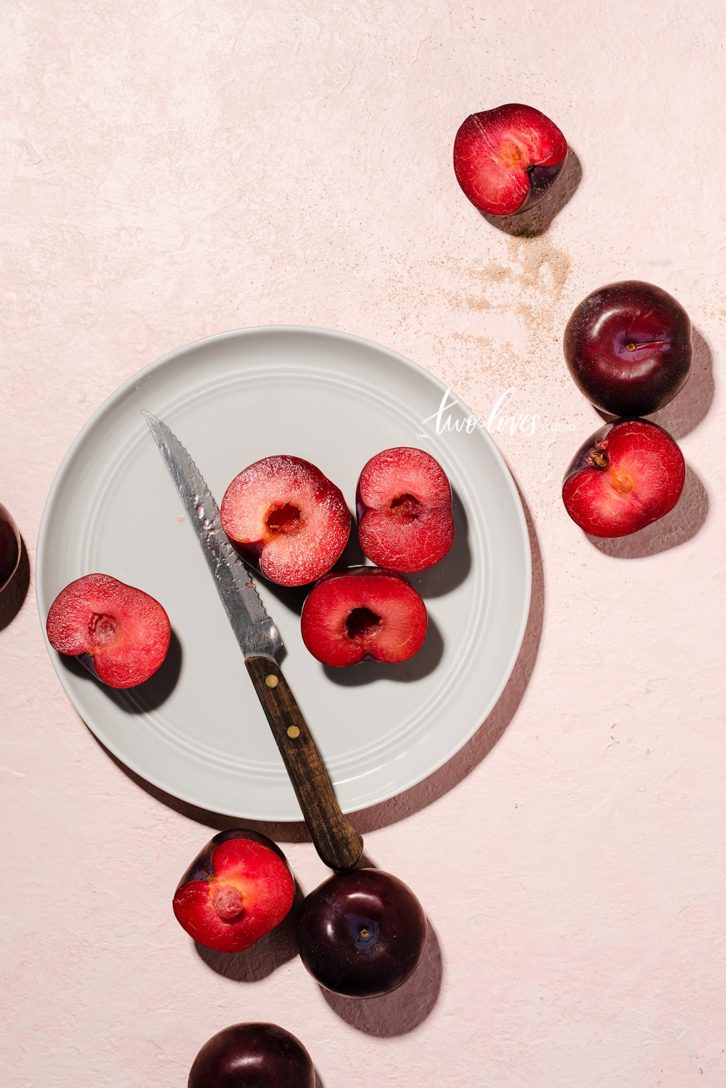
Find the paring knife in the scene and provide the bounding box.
[144,411,363,872]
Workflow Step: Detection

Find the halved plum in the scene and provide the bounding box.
[45,573,170,689]
[356,447,454,572]
[454,103,567,216]
[301,568,427,667]
[220,455,350,587]
[173,830,296,954]
[562,419,685,537]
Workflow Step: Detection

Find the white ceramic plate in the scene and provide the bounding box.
[37,327,530,820]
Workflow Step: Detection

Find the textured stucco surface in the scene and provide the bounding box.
[2,2,725,1085]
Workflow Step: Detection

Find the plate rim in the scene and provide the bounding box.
[36,324,532,820]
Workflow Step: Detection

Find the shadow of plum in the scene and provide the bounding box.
[320,920,443,1037]
[412,487,472,597]
[650,327,714,440]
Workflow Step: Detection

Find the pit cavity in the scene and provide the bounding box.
[266,502,301,534]
[211,884,245,923]
[389,493,421,521]
[89,613,119,646]
[346,607,381,641]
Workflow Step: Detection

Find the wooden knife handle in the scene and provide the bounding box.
[245,655,364,871]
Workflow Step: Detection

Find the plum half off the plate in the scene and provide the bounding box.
[173,830,296,954]
[562,419,685,537]
[454,103,568,217]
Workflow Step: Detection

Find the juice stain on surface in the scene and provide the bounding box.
[443,236,573,389]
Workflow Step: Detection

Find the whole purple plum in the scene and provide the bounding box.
[188,1023,315,1088]
[297,868,427,998]
[564,280,692,417]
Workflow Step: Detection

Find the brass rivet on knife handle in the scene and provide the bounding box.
[245,655,364,872]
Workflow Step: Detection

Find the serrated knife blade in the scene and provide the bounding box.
[143,411,283,660]
[143,409,363,870]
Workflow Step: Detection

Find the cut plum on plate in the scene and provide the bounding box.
[188,1023,315,1088]
[220,455,350,586]
[301,568,427,667]
[562,419,685,538]
[356,447,454,572]
[454,103,567,216]
[45,573,171,689]
[173,830,296,954]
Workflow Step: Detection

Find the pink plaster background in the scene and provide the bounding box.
[2,2,725,1085]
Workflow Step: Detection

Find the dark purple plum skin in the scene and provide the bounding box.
[519,159,566,213]
[177,829,292,889]
[188,1023,314,1088]
[297,868,427,998]
[564,280,692,417]
[562,419,621,484]
[0,504,20,589]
